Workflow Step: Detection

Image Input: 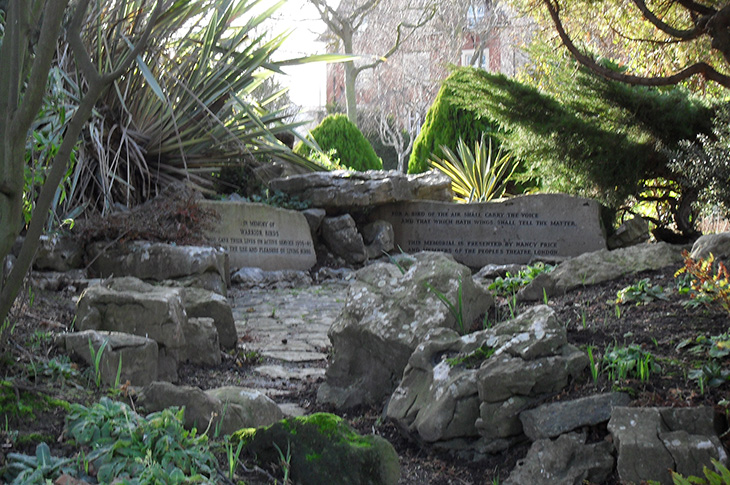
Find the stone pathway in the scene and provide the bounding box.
[229,281,349,415]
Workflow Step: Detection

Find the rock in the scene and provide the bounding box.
[302,208,326,236]
[521,242,684,300]
[231,267,313,289]
[608,406,728,484]
[86,241,228,295]
[362,220,395,259]
[690,232,730,262]
[62,330,158,386]
[320,214,367,264]
[519,392,631,440]
[504,433,614,485]
[473,263,524,281]
[205,387,284,428]
[269,169,452,210]
[474,307,588,450]
[76,277,187,377]
[317,252,493,409]
[312,267,356,283]
[182,317,221,366]
[181,287,237,349]
[33,235,84,271]
[607,217,650,249]
[234,413,400,485]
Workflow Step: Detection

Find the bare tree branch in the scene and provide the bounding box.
[630,0,706,40]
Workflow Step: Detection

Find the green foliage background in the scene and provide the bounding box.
[295,114,382,171]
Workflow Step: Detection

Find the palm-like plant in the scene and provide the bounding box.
[428,134,518,203]
[54,0,326,217]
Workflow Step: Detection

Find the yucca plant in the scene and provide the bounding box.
[428,133,518,203]
[55,0,330,217]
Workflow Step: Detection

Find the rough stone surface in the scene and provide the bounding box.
[205,387,284,428]
[362,220,395,259]
[236,413,400,485]
[317,252,493,409]
[320,214,367,264]
[181,287,237,349]
[520,242,685,301]
[231,267,312,289]
[200,200,316,272]
[607,217,650,249]
[520,392,631,440]
[302,208,326,236]
[504,433,614,485]
[86,241,228,295]
[268,169,452,210]
[608,406,728,484]
[34,235,84,271]
[182,317,221,366]
[62,330,158,386]
[691,232,730,262]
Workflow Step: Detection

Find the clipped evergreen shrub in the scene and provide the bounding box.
[408,79,497,174]
[294,114,382,171]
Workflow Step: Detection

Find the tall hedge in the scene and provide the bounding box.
[424,67,713,218]
[407,80,497,174]
[295,114,382,171]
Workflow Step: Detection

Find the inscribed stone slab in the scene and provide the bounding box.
[372,194,606,266]
[200,201,315,271]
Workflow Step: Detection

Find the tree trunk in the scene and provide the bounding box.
[341,27,359,126]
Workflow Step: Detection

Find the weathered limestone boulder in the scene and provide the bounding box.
[608,406,728,484]
[362,220,394,259]
[607,217,650,249]
[504,433,614,485]
[182,317,221,366]
[62,330,158,386]
[137,382,266,436]
[269,169,452,210]
[206,387,284,428]
[321,214,367,264]
[520,242,684,301]
[302,208,326,236]
[34,234,84,271]
[231,267,313,289]
[519,392,631,440]
[181,287,236,349]
[475,306,587,452]
[86,241,229,295]
[76,277,187,380]
[317,252,493,409]
[387,305,587,450]
[234,413,400,485]
[691,232,730,261]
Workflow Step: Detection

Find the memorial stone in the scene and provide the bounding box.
[199,201,316,271]
[372,194,606,266]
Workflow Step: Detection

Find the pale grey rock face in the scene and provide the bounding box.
[86,241,228,294]
[504,433,614,485]
[520,242,685,301]
[205,386,284,428]
[690,232,730,261]
[608,406,728,484]
[362,220,395,260]
[320,214,367,264]
[317,252,493,409]
[182,317,221,366]
[387,305,587,448]
[34,234,84,271]
[62,330,158,386]
[181,286,237,349]
[268,169,453,210]
[231,267,312,289]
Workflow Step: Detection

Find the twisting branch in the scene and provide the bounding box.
[542,0,730,89]
[630,0,706,40]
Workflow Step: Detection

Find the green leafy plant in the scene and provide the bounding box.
[246,189,310,210]
[425,277,465,334]
[675,251,730,314]
[671,458,730,484]
[294,114,382,171]
[2,442,77,484]
[677,334,730,360]
[64,397,217,483]
[615,278,671,305]
[488,262,555,296]
[446,344,496,368]
[428,133,518,203]
[88,338,109,389]
[587,345,600,383]
[603,343,661,382]
[689,361,729,393]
